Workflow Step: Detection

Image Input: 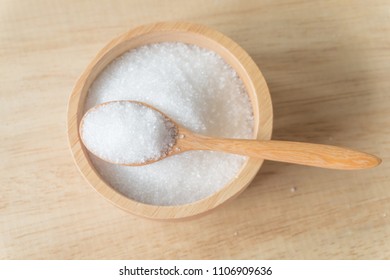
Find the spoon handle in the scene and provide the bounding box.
[184,136,381,170]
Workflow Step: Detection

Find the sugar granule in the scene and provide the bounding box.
[85,42,254,206]
[81,101,177,164]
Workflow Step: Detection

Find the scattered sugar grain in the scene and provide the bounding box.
[85,42,254,206]
[81,101,176,164]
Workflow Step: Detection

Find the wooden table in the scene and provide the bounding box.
[1,0,389,259]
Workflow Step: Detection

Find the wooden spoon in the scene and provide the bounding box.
[80,101,381,170]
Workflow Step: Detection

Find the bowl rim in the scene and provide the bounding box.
[67,22,273,221]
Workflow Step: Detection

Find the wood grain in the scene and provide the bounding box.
[1,0,389,259]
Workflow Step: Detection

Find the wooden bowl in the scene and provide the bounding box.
[67,22,273,221]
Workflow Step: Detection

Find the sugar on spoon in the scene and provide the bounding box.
[79,100,381,170]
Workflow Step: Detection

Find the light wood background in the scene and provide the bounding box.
[1,0,389,259]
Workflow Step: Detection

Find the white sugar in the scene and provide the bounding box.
[81,101,177,164]
[85,42,254,206]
